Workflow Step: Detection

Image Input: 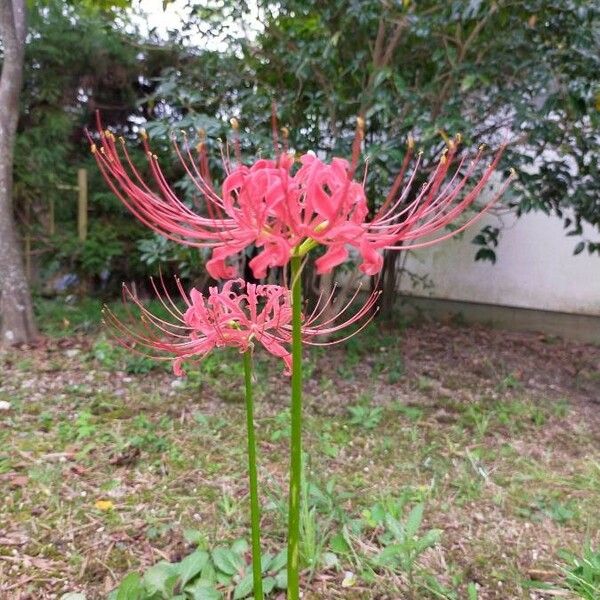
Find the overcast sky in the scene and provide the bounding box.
[130,0,262,50]
[131,0,189,39]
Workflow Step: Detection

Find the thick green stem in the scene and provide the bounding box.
[243,350,264,600]
[287,255,303,599]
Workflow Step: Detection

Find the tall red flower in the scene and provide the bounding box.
[104,277,379,375]
[91,116,513,279]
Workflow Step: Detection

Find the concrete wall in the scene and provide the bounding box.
[398,209,600,317]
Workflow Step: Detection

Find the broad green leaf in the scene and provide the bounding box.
[116,572,143,600]
[233,572,254,599]
[461,73,478,91]
[262,576,276,594]
[468,582,479,600]
[275,568,287,589]
[330,533,350,555]
[260,552,274,573]
[375,544,404,566]
[200,560,216,584]
[268,549,287,573]
[216,571,233,585]
[179,551,209,587]
[405,503,424,539]
[370,503,386,525]
[231,539,249,555]
[212,547,243,575]
[143,561,177,597]
[184,580,222,600]
[183,529,206,547]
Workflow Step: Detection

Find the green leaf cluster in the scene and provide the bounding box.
[105,540,288,600]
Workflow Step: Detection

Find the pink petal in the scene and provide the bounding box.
[315,244,349,274]
[358,241,383,275]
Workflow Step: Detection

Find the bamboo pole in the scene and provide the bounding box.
[77,168,88,242]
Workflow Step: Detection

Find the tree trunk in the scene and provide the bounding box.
[379,249,398,318]
[0,0,37,345]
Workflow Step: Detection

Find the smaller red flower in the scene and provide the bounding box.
[104,277,379,375]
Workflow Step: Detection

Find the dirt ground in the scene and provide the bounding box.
[1,319,598,599]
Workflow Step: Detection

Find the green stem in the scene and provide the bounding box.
[243,350,264,600]
[287,255,303,600]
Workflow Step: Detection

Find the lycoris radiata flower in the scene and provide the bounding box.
[90,115,513,280]
[103,277,379,375]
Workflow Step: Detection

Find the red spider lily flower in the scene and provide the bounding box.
[290,123,514,275]
[90,114,513,279]
[103,277,379,376]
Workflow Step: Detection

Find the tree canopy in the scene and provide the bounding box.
[6,0,600,293]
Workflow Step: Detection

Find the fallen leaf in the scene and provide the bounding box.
[70,464,88,476]
[0,473,29,488]
[109,446,141,466]
[94,499,114,511]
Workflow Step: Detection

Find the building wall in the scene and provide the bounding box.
[398,210,600,317]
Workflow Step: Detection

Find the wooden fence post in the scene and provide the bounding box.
[77,168,88,242]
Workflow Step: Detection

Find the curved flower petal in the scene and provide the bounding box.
[250,237,292,279]
[358,241,384,276]
[315,244,349,274]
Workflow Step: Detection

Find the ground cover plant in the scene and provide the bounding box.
[1,301,598,599]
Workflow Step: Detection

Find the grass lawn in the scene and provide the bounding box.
[1,299,599,599]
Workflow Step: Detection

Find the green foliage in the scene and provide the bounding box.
[129,415,171,454]
[472,225,500,264]
[92,334,165,374]
[362,500,442,579]
[102,539,288,600]
[560,545,600,600]
[327,495,450,594]
[347,403,383,430]
[33,296,103,336]
[54,223,124,277]
[144,0,600,257]
[58,410,97,442]
[137,235,206,280]
[11,0,599,301]
[13,0,182,287]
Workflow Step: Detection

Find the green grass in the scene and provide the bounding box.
[0,299,598,598]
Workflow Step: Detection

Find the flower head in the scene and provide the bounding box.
[91,114,513,279]
[104,277,379,375]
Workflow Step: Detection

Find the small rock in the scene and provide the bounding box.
[0,401,11,411]
[171,378,186,390]
[342,571,356,587]
[65,349,80,358]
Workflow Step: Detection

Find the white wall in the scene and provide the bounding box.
[398,210,600,317]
